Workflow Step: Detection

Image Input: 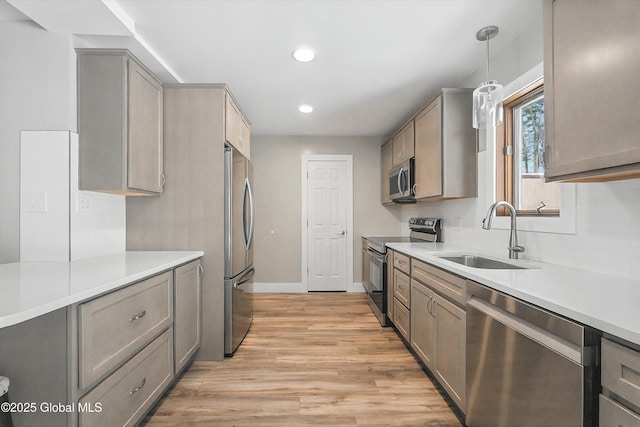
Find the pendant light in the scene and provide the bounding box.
[472,26,504,129]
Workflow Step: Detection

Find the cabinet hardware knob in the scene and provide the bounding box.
[129,310,146,322]
[130,377,146,395]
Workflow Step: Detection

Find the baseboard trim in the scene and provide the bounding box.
[251,282,365,293]
[251,283,307,293]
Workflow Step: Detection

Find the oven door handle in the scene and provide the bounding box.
[367,247,386,262]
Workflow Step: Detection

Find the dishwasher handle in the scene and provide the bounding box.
[467,296,588,365]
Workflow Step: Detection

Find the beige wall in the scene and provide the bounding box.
[252,135,402,284]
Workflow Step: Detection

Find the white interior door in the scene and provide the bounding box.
[306,159,349,291]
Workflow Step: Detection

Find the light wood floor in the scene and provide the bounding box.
[144,293,463,426]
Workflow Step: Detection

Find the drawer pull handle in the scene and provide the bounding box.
[129,310,147,322]
[130,377,146,395]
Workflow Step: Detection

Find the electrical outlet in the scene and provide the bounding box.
[24,192,48,213]
[77,194,91,212]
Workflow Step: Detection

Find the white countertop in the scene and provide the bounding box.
[386,242,640,346]
[0,251,203,329]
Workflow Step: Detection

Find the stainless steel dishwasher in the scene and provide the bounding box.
[466,281,599,427]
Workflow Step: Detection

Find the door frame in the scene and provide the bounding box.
[301,155,354,292]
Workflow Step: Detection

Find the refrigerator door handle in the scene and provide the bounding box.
[235,267,256,287]
[242,178,250,250]
[247,179,255,250]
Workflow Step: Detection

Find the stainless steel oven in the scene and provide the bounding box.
[362,218,442,326]
[362,239,387,325]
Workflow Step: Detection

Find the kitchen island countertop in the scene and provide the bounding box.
[386,242,640,346]
[0,251,204,329]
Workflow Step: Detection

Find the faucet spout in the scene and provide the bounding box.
[482,201,525,259]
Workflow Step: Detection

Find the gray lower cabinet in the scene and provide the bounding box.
[77,49,164,195]
[78,329,174,427]
[174,260,202,374]
[386,249,394,323]
[600,337,640,426]
[0,259,201,427]
[78,272,173,390]
[409,257,466,413]
[393,266,411,341]
[543,0,640,182]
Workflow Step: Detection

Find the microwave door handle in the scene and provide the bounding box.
[398,167,404,196]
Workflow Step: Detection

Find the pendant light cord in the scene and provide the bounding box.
[486,36,490,81]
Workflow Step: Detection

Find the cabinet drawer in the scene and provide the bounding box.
[394,297,410,341]
[412,259,466,307]
[600,394,640,427]
[79,328,174,427]
[602,338,640,408]
[394,252,410,275]
[79,271,173,389]
[393,269,411,308]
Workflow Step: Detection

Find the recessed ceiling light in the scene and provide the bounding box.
[299,104,314,113]
[292,47,315,63]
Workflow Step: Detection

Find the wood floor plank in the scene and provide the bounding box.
[143,293,462,426]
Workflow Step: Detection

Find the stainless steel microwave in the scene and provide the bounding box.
[389,158,415,203]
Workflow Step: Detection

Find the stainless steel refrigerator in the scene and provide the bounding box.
[224,144,255,355]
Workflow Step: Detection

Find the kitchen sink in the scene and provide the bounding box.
[438,255,527,270]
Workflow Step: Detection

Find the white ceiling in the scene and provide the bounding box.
[4,0,543,137]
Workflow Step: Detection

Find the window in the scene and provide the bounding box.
[497,79,561,216]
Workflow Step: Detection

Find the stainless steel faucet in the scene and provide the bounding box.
[482,201,525,259]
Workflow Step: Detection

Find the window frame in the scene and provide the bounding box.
[496,78,559,217]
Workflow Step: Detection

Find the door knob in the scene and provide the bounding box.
[337,230,346,236]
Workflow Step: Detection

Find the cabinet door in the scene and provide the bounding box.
[386,250,394,323]
[380,140,393,204]
[127,58,164,193]
[392,122,415,166]
[410,280,436,370]
[240,116,251,159]
[225,94,241,149]
[544,0,640,181]
[435,294,466,412]
[393,269,411,308]
[414,97,442,198]
[174,260,202,373]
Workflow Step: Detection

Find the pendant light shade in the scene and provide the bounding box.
[473,26,503,129]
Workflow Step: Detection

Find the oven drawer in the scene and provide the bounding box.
[394,297,410,341]
[393,252,410,275]
[412,259,466,307]
[394,269,411,308]
[602,338,640,408]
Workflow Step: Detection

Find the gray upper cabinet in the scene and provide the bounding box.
[392,121,415,166]
[380,139,393,205]
[77,49,164,195]
[544,0,640,182]
[225,92,251,159]
[414,89,476,200]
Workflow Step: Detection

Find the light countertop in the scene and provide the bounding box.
[386,242,640,346]
[0,251,203,329]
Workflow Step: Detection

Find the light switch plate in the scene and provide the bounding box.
[24,192,48,213]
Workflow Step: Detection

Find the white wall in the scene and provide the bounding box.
[251,135,402,288]
[0,20,76,263]
[1,21,125,263]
